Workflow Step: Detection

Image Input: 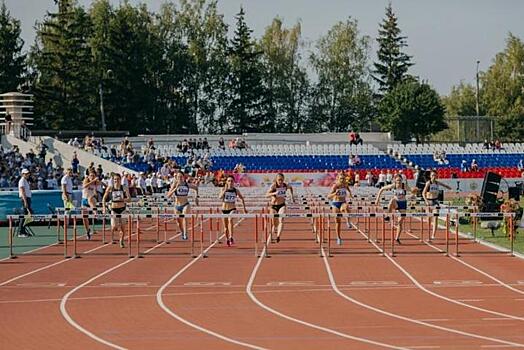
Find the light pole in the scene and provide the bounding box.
[475,60,480,140]
[475,60,480,117]
[99,69,112,132]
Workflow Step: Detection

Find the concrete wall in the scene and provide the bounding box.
[36,136,138,176]
[104,132,394,148]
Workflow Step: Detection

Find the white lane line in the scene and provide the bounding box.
[0,220,161,287]
[457,299,484,302]
[60,218,206,350]
[405,226,524,297]
[354,225,524,322]
[156,219,269,350]
[330,225,524,347]
[481,345,519,348]
[245,237,409,350]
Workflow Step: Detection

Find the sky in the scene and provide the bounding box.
[4,0,524,95]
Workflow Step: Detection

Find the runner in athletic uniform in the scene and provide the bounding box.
[376,175,413,244]
[167,171,199,240]
[266,173,295,243]
[327,173,353,245]
[422,170,452,239]
[102,173,130,248]
[219,175,247,247]
[81,169,99,239]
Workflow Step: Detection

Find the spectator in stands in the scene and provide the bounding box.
[355,132,363,145]
[460,160,468,172]
[61,168,74,209]
[4,112,12,134]
[203,137,210,150]
[483,139,490,149]
[218,137,225,150]
[19,120,28,141]
[385,169,393,185]
[494,139,502,150]
[377,170,386,188]
[518,159,524,171]
[233,163,245,173]
[365,171,374,187]
[349,131,356,145]
[471,159,479,172]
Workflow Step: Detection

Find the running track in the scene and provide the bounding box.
[1,212,524,349]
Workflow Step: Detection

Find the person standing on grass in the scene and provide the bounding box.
[266,173,295,243]
[219,175,247,247]
[18,168,33,237]
[102,173,130,248]
[167,171,199,241]
[422,170,452,239]
[327,173,353,245]
[81,170,99,240]
[375,175,415,244]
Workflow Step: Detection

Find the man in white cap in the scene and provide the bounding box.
[18,169,33,237]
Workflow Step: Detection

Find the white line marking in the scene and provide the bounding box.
[265,281,316,287]
[183,282,232,286]
[339,225,524,347]
[481,345,518,348]
[245,237,410,349]
[409,346,441,349]
[433,280,483,285]
[354,225,524,322]
[99,282,150,287]
[405,226,524,297]
[0,220,160,287]
[60,218,208,349]
[457,299,484,302]
[157,219,269,350]
[350,280,399,286]
[15,282,66,287]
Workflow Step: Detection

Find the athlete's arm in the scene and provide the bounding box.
[375,185,393,205]
[327,185,337,200]
[265,185,277,198]
[288,185,295,203]
[422,181,430,204]
[237,189,247,213]
[437,180,452,190]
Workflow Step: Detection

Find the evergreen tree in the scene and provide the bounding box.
[31,0,96,129]
[373,2,413,94]
[0,0,26,93]
[225,7,265,133]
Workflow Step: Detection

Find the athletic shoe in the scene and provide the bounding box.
[396,238,401,245]
[17,233,29,238]
[230,237,235,244]
[86,229,91,240]
[346,221,351,229]
[337,237,342,245]
[226,238,232,247]
[182,232,188,240]
[276,236,280,243]
[384,216,390,222]
[119,240,125,248]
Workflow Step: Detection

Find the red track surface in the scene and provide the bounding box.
[1,215,524,349]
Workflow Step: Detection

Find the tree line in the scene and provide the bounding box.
[7,0,519,142]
